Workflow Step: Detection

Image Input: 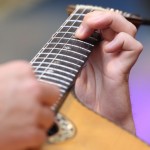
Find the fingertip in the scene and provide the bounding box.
[75,24,93,40]
[75,25,85,39]
[39,81,60,106]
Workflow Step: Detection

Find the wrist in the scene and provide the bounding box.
[98,75,135,134]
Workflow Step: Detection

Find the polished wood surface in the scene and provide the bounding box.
[42,94,150,150]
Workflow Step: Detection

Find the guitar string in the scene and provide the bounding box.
[30,8,86,100]
[39,8,94,111]
[31,8,92,77]
[31,7,94,111]
[43,8,95,111]
[30,8,79,68]
[36,8,91,88]
[38,8,86,79]
[30,8,83,98]
[30,8,81,85]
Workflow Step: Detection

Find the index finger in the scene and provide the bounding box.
[75,11,137,39]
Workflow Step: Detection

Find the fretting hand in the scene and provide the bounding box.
[75,11,143,133]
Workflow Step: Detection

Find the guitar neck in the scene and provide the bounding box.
[31,4,150,113]
[31,7,101,112]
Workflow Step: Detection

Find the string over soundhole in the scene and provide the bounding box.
[47,113,76,144]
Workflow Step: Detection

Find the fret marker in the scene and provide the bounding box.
[53,60,60,64]
[46,69,54,73]
[64,46,71,50]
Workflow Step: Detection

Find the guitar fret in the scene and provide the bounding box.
[76,9,92,14]
[33,61,80,75]
[46,47,87,58]
[33,62,79,76]
[50,64,78,77]
[39,52,84,63]
[70,15,84,21]
[56,31,74,35]
[52,37,94,47]
[47,43,91,53]
[55,32,73,38]
[34,66,76,80]
[47,67,75,77]
[50,63,78,72]
[34,58,81,67]
[44,71,73,81]
[61,25,78,29]
[49,52,86,64]
[41,59,80,72]
[69,19,82,22]
[65,20,81,27]
[40,50,87,59]
[37,54,48,58]
[32,62,40,66]
[53,31,99,45]
[41,75,70,86]
[71,13,85,16]
[32,62,49,68]
[39,78,67,91]
[59,26,77,33]
[43,73,72,84]
[36,68,45,72]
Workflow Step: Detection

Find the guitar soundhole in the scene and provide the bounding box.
[47,123,59,136]
[47,113,75,144]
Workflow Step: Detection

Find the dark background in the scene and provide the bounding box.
[0,0,150,144]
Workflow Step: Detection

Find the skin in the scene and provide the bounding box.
[0,61,59,150]
[74,11,143,134]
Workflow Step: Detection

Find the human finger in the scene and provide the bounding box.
[75,11,137,39]
[38,81,60,106]
[37,106,54,130]
[23,128,46,149]
[103,32,143,54]
[101,28,117,41]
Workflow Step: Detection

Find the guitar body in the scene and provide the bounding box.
[42,94,149,150]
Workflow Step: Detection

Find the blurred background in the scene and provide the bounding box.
[0,0,150,145]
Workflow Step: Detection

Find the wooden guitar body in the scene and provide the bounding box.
[42,94,149,150]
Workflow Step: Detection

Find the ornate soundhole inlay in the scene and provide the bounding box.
[47,113,76,144]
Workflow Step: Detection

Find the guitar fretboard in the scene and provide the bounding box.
[31,7,101,112]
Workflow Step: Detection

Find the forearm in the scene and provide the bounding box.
[98,76,136,134]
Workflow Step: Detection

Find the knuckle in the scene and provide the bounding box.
[117,32,126,38]
[136,41,143,52]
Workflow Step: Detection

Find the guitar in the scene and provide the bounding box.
[30,4,150,150]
